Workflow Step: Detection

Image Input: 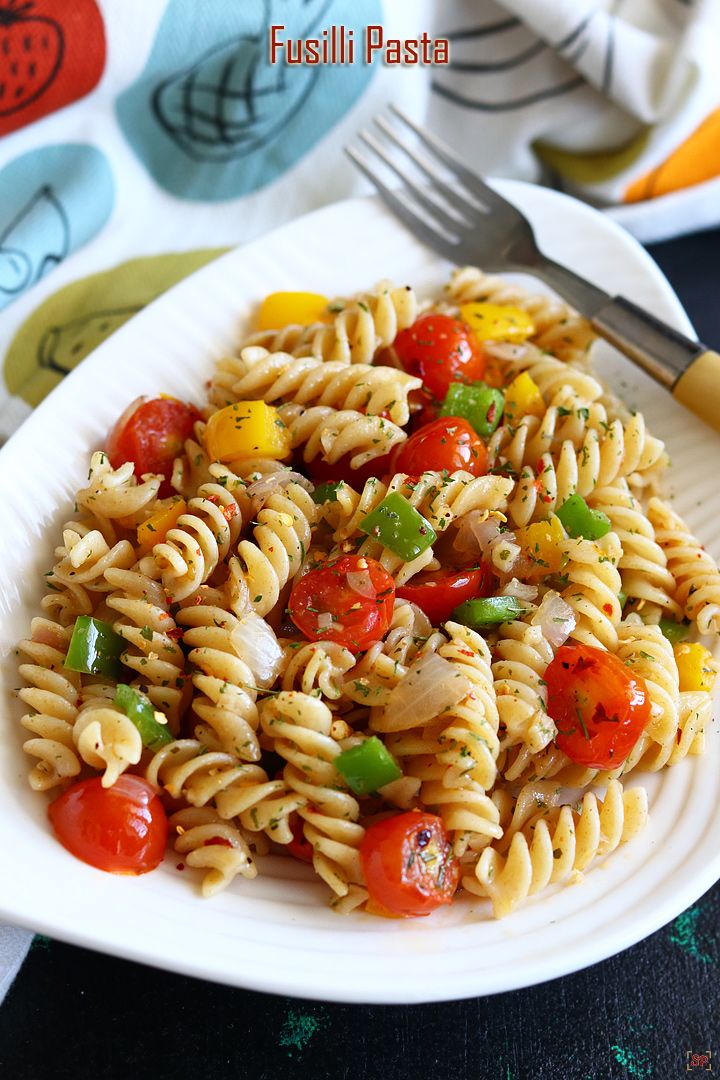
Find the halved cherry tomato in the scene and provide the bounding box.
[107,397,202,498]
[393,417,488,477]
[546,643,651,769]
[360,811,460,917]
[49,776,168,874]
[288,554,395,652]
[397,564,492,625]
[394,314,487,400]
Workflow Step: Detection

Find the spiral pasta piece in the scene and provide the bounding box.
[647,498,720,634]
[243,281,418,364]
[492,618,557,764]
[588,482,681,619]
[77,451,162,522]
[73,703,143,787]
[178,603,261,760]
[209,347,421,426]
[561,532,623,651]
[614,619,680,770]
[18,617,82,791]
[444,267,595,362]
[401,624,502,855]
[228,481,317,619]
[153,479,244,601]
[261,692,365,897]
[281,641,356,700]
[46,520,136,598]
[170,807,257,897]
[277,402,407,470]
[146,738,304,845]
[105,566,187,728]
[506,414,668,527]
[466,779,648,917]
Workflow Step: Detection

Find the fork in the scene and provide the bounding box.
[346,106,720,433]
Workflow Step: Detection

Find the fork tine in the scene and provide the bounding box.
[373,114,485,222]
[357,130,469,237]
[344,146,459,262]
[387,105,522,217]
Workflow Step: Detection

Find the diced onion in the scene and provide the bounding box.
[501,578,538,603]
[316,612,334,631]
[346,568,376,599]
[231,613,284,688]
[453,510,512,559]
[531,590,576,648]
[374,651,471,732]
[247,469,312,511]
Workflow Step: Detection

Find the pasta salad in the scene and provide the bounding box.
[16,270,720,920]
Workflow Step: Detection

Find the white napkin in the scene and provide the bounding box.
[0,927,32,1004]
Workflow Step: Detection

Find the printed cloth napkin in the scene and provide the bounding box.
[1,0,718,1001]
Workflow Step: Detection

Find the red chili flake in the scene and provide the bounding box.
[206,494,220,504]
[222,503,238,522]
[166,627,184,641]
[459,648,475,658]
[602,603,613,615]
[194,595,203,605]
[176,863,185,871]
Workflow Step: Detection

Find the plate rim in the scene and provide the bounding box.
[1,184,716,1004]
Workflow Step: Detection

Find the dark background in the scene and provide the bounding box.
[1,229,719,1080]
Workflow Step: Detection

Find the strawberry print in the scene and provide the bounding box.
[0,0,105,137]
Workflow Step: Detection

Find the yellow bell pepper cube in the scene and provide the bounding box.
[515,515,565,578]
[137,497,187,555]
[205,401,291,463]
[257,291,331,330]
[460,302,535,344]
[674,642,718,692]
[503,372,545,423]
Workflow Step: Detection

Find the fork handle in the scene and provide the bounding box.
[590,296,720,432]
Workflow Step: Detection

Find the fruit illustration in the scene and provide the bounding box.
[152,34,319,164]
[0,184,69,302]
[0,0,63,116]
[0,0,105,137]
[116,0,380,201]
[625,108,720,203]
[4,249,224,406]
[0,143,114,317]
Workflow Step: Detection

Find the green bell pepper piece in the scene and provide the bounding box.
[440,381,505,438]
[658,617,690,645]
[618,590,627,610]
[334,736,402,796]
[452,596,525,628]
[556,494,611,540]
[312,481,343,505]
[114,684,173,752]
[64,616,126,678]
[359,493,436,561]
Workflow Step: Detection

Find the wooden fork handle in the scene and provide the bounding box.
[589,296,720,433]
[672,350,720,431]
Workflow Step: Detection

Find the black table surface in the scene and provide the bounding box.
[2,228,719,1080]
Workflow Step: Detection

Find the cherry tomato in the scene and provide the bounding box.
[360,811,460,917]
[396,564,492,625]
[393,417,488,478]
[288,554,395,652]
[305,450,394,489]
[546,643,651,769]
[48,776,168,874]
[394,314,486,400]
[107,397,202,497]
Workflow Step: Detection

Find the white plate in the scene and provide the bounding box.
[1,186,719,1005]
